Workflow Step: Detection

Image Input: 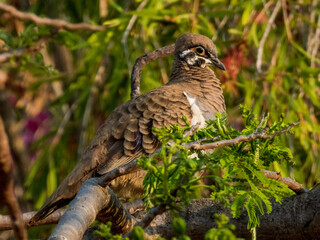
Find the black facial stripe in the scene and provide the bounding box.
[194,56,206,67]
[185,54,208,66]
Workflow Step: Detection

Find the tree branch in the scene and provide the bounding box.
[0,117,27,239]
[0,34,51,63]
[184,121,299,150]
[140,189,320,240]
[81,189,320,239]
[131,43,175,99]
[0,201,143,231]
[0,209,66,231]
[281,0,293,43]
[0,2,106,31]
[77,56,109,161]
[256,1,282,73]
[261,170,308,194]
[47,178,133,239]
[121,0,148,74]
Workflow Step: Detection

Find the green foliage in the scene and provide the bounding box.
[139,107,295,230]
[93,221,128,240]
[1,0,319,237]
[95,215,241,240]
[204,214,243,240]
[172,217,190,240]
[130,226,147,240]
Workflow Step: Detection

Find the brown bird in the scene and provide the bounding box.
[31,33,226,222]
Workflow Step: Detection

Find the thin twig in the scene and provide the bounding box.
[51,100,78,147]
[261,170,308,194]
[256,1,282,73]
[281,0,293,43]
[196,136,221,144]
[136,204,167,229]
[122,204,167,238]
[307,0,318,54]
[122,0,148,74]
[183,122,201,137]
[261,0,272,17]
[152,36,169,84]
[0,34,52,63]
[0,2,106,31]
[131,43,175,99]
[77,56,109,161]
[212,4,232,41]
[99,159,138,188]
[184,121,300,150]
[310,14,320,67]
[255,113,266,132]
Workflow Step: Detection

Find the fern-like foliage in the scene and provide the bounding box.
[138,105,296,231]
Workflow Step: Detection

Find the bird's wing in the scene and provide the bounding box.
[98,85,193,173]
[30,85,193,223]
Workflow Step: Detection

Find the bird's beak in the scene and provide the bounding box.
[210,57,226,71]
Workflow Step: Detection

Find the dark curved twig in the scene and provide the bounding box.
[130,43,175,99]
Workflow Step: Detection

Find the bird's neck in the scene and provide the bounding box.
[168,57,226,114]
[168,57,221,85]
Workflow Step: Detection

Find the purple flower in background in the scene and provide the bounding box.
[23,111,52,147]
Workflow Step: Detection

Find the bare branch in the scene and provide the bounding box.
[77,56,109,161]
[141,191,320,240]
[256,1,282,73]
[183,122,201,137]
[136,204,167,229]
[0,201,143,231]
[184,121,300,150]
[281,0,293,43]
[122,0,148,74]
[0,34,50,63]
[261,170,308,194]
[99,159,138,188]
[310,14,320,68]
[131,43,175,99]
[0,209,66,231]
[212,4,232,41]
[0,117,27,239]
[0,2,106,31]
[51,100,79,147]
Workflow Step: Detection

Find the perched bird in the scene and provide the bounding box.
[31,33,226,222]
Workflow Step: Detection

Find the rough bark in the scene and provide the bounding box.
[139,188,320,240]
[48,178,133,240]
[0,117,27,239]
[1,186,319,239]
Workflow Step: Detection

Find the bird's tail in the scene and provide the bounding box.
[29,143,105,224]
[29,169,91,224]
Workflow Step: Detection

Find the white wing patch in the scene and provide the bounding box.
[184,92,206,128]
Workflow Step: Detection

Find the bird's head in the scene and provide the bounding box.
[174,33,226,70]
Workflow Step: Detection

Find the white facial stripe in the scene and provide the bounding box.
[184,92,206,128]
[179,49,192,59]
[180,49,211,67]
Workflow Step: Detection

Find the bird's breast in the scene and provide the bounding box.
[183,92,216,128]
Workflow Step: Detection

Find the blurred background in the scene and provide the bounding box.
[0,0,319,237]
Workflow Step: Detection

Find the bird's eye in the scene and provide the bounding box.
[195,47,205,55]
